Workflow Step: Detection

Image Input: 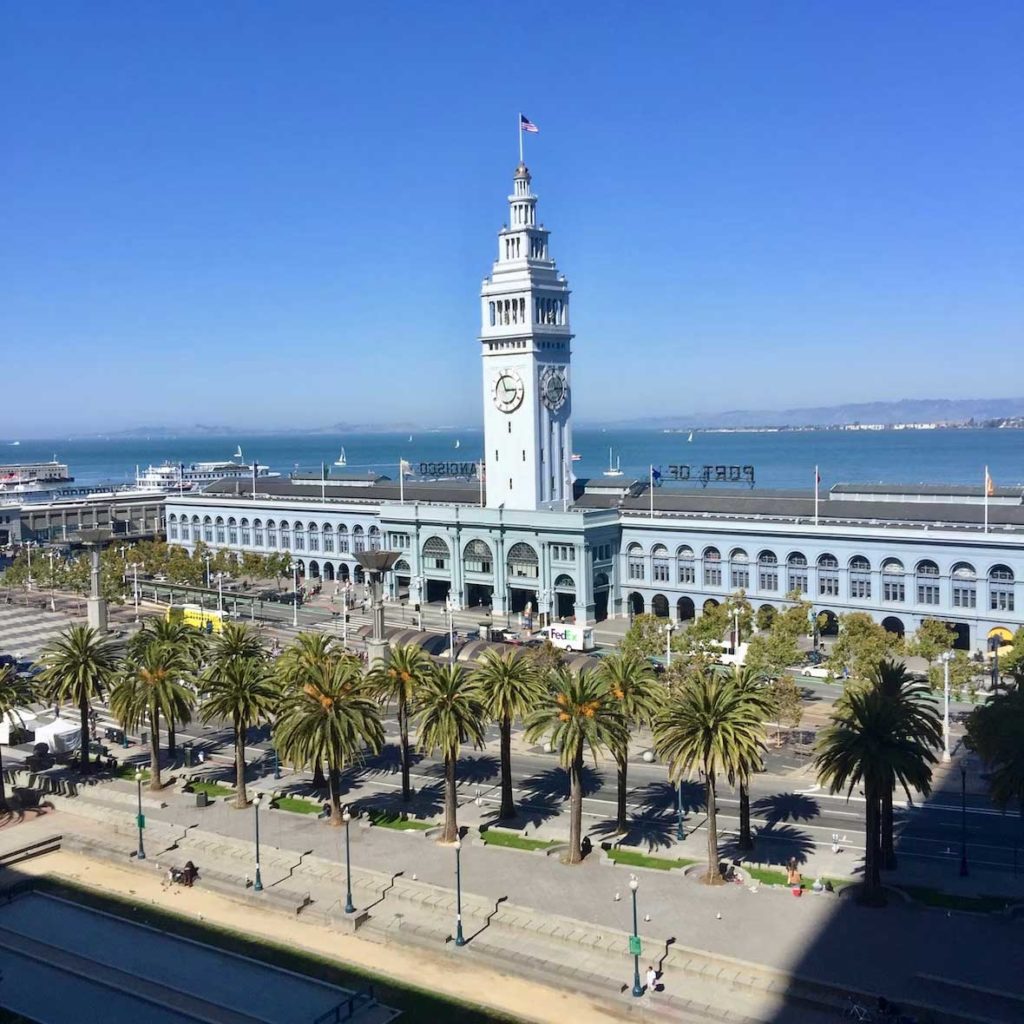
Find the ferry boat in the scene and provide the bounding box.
[134,459,276,493]
[0,461,137,506]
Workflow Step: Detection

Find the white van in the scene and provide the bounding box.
[537,623,595,653]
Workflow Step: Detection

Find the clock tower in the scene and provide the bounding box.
[480,162,573,510]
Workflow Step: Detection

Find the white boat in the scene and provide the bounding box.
[408,434,413,442]
[334,447,347,467]
[454,439,461,449]
[233,445,244,460]
[602,447,623,478]
[688,431,694,443]
[571,453,582,462]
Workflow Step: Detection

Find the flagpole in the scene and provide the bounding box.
[399,459,405,505]
[478,460,484,508]
[251,461,257,502]
[321,462,326,504]
[984,465,989,534]
[518,112,523,163]
[650,465,655,521]
[814,465,819,526]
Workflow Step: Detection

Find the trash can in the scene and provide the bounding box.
[183,742,195,768]
[195,791,209,808]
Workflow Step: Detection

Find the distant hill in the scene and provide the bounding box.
[599,397,1024,430]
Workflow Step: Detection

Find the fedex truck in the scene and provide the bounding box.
[537,623,595,653]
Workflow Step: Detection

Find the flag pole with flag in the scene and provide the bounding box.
[814,466,820,526]
[519,113,538,162]
[399,458,411,505]
[321,461,327,503]
[251,461,258,502]
[649,465,661,519]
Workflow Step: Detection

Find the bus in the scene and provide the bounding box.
[166,604,225,634]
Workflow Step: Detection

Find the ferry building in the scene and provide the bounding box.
[164,163,1024,653]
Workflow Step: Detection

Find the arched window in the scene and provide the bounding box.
[554,573,575,589]
[951,561,976,610]
[652,544,670,583]
[703,546,722,587]
[308,522,319,552]
[279,520,291,551]
[350,524,364,552]
[368,525,382,551]
[423,536,450,570]
[786,552,807,595]
[240,518,250,545]
[882,559,905,603]
[507,541,539,579]
[179,517,190,542]
[266,519,277,548]
[817,553,839,597]
[757,550,777,592]
[322,523,334,553]
[847,555,870,599]
[915,560,940,606]
[730,548,749,590]
[252,519,263,546]
[203,516,213,543]
[394,558,411,573]
[337,524,349,553]
[676,545,695,584]
[293,522,305,551]
[168,513,178,540]
[627,542,645,582]
[989,564,1015,612]
[214,516,225,544]
[463,539,493,574]
[227,517,238,545]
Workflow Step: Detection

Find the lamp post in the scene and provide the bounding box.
[128,562,141,622]
[343,807,355,914]
[959,762,969,877]
[445,593,455,664]
[939,651,952,762]
[253,792,264,891]
[453,837,466,946]
[415,576,424,630]
[629,874,642,997]
[217,572,224,615]
[664,620,675,668]
[47,550,56,611]
[134,769,146,860]
[204,553,212,589]
[291,562,299,628]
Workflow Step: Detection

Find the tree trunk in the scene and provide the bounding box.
[615,747,629,834]
[398,693,411,803]
[0,743,7,805]
[311,760,326,790]
[738,780,753,852]
[148,708,162,791]
[234,717,248,809]
[441,752,459,843]
[705,769,722,884]
[498,715,515,820]
[79,692,91,773]
[567,747,583,865]
[168,720,177,757]
[860,783,886,906]
[327,765,343,825]
[881,782,897,870]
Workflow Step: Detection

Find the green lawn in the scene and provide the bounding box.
[899,885,1014,914]
[186,780,236,798]
[365,809,433,830]
[29,877,517,1023]
[115,764,150,782]
[272,795,322,815]
[741,866,852,890]
[607,848,696,871]
[481,830,557,852]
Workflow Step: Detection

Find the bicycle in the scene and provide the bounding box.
[844,998,875,1022]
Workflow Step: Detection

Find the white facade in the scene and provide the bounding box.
[480,163,573,511]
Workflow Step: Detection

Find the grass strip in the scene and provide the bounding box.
[741,866,852,890]
[272,795,321,815]
[480,830,557,852]
[115,765,150,782]
[186,780,236,798]
[365,809,433,830]
[899,885,1014,914]
[607,848,696,871]
[27,877,517,1023]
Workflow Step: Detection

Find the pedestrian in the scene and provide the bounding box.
[831,832,840,854]
[646,966,658,993]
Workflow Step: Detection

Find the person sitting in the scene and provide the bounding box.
[786,857,802,887]
[182,860,198,887]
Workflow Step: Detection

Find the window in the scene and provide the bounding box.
[369,526,382,551]
[168,516,178,540]
[849,555,871,599]
[388,532,410,550]
[989,564,1015,611]
[552,544,575,562]
[294,524,305,551]
[730,549,749,590]
[423,536,450,571]
[241,519,250,545]
[203,517,213,543]
[952,562,976,609]
[179,521,189,542]
[677,546,695,584]
[338,525,349,553]
[353,525,365,553]
[916,560,939,605]
[228,518,238,545]
[323,525,334,552]
[253,519,264,546]
[265,520,277,548]
[464,539,493,574]
[703,547,722,587]
[817,554,839,597]
[215,517,225,544]
[757,551,778,592]
[508,541,539,579]
[882,560,905,603]
[787,552,807,594]
[627,543,644,581]
[280,521,291,550]
[308,524,319,552]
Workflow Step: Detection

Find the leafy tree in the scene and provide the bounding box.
[0,665,37,804]
[685,603,731,648]
[654,669,766,882]
[743,629,800,681]
[766,674,804,744]
[475,650,544,820]
[828,612,901,682]
[926,649,975,701]
[621,614,667,659]
[521,639,566,675]
[276,657,383,824]
[525,668,627,865]
[38,626,120,772]
[754,604,777,632]
[209,621,266,673]
[136,618,205,755]
[908,619,955,670]
[597,652,663,832]
[201,654,279,808]
[367,645,432,803]
[726,590,754,643]
[414,664,487,843]
[965,685,1024,816]
[998,628,1024,678]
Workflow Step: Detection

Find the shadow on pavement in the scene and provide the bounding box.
[752,792,821,827]
[588,812,679,852]
[519,764,604,802]
[634,779,705,817]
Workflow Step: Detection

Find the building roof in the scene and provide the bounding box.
[201,476,482,506]
[830,482,1024,499]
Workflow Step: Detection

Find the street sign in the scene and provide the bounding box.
[628,935,642,956]
[136,814,146,830]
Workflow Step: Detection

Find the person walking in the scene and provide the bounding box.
[645,966,658,993]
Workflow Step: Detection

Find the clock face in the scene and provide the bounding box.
[540,367,568,411]
[493,370,525,413]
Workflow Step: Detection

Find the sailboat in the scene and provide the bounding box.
[334,447,347,467]
[233,445,244,461]
[603,447,623,478]
[571,452,582,462]
[454,439,461,449]
[408,434,413,442]
[687,431,694,443]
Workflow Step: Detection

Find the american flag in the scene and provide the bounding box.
[520,114,539,133]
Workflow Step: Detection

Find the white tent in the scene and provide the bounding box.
[33,718,81,753]
[0,709,37,745]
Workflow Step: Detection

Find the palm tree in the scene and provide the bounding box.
[0,665,37,804]
[815,686,935,906]
[368,644,432,803]
[870,659,942,869]
[966,685,1024,815]
[653,670,766,884]
[111,635,195,791]
[475,650,544,820]
[597,651,662,834]
[728,666,774,852]
[201,655,279,808]
[414,664,487,843]
[38,626,120,772]
[525,668,626,865]
[275,656,383,824]
[138,618,206,756]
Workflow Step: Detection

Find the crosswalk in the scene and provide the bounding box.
[0,605,81,664]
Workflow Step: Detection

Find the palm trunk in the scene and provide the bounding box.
[498,715,515,820]
[167,720,177,757]
[234,716,248,809]
[861,782,885,906]
[738,780,753,852]
[148,707,162,791]
[881,782,897,870]
[705,769,721,884]
[441,752,459,843]
[311,760,326,790]
[328,765,343,825]
[567,746,583,865]
[0,744,7,804]
[79,692,91,772]
[398,693,411,803]
[615,747,629,834]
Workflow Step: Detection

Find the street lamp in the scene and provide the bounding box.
[47,550,56,611]
[445,593,455,664]
[453,837,466,946]
[343,807,355,914]
[203,553,212,589]
[939,651,952,762]
[664,620,675,668]
[134,769,146,860]
[959,762,969,877]
[129,562,142,622]
[253,791,264,891]
[628,874,642,997]
[217,572,224,615]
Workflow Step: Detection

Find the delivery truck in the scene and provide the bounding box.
[536,623,595,652]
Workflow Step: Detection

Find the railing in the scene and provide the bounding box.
[312,985,376,1024]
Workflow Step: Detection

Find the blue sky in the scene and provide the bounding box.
[2,2,1022,435]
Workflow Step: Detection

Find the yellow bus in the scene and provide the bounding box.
[166,603,224,634]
